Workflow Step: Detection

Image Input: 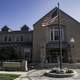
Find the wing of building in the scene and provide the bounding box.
[0,25,33,63]
[33,7,80,63]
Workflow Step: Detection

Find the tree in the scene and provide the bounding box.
[0,47,22,60]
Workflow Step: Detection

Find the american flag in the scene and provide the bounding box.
[41,15,58,27]
[41,1,60,27]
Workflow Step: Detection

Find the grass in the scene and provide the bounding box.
[0,74,19,80]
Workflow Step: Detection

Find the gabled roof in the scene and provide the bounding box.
[33,7,58,27]
[33,7,80,27]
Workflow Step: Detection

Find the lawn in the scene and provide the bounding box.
[0,74,19,80]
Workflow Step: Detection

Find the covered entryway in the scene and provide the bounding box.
[46,49,68,63]
[46,41,70,63]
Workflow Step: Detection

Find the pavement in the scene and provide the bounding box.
[14,69,80,80]
[0,71,26,75]
[1,67,80,80]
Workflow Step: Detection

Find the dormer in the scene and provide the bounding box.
[21,25,29,32]
[1,25,10,32]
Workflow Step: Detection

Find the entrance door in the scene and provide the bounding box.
[47,49,68,63]
[47,49,58,63]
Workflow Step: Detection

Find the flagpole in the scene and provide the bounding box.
[57,2,63,70]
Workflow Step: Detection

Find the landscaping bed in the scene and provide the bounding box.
[44,68,76,78]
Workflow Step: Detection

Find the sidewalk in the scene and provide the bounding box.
[0,71,26,75]
[14,69,80,80]
[0,69,80,80]
[14,69,48,80]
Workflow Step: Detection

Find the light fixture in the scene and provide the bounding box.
[70,38,75,43]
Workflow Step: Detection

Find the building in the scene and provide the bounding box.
[33,7,80,63]
[0,25,33,62]
[0,7,80,64]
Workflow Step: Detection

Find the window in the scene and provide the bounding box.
[54,29,59,40]
[16,36,19,42]
[50,27,64,41]
[8,36,12,41]
[54,28,64,41]
[51,29,53,40]
[4,36,7,41]
[21,36,23,41]
[15,35,24,42]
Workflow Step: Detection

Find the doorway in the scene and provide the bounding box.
[46,49,68,63]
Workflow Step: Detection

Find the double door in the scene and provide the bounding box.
[47,49,68,63]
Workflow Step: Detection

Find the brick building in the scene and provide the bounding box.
[33,7,80,63]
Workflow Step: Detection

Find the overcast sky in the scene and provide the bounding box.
[0,0,79,30]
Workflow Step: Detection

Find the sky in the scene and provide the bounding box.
[0,0,80,30]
